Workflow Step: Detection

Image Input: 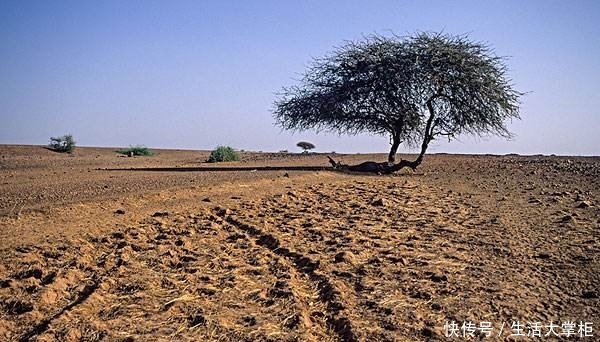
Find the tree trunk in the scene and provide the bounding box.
[399,98,437,170]
[388,134,401,163]
[327,101,438,175]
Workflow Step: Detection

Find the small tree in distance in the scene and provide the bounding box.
[274,32,522,171]
[296,141,316,153]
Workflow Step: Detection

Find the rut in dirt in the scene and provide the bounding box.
[221,209,358,342]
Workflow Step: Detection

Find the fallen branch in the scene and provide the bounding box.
[327,156,418,174]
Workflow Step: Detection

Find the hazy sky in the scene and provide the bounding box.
[1,1,599,155]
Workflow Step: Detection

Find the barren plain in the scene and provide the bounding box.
[0,145,598,342]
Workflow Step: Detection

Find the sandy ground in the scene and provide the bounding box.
[0,145,598,342]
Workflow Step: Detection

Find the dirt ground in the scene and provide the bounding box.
[0,145,598,342]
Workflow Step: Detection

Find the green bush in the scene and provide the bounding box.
[116,145,154,156]
[207,146,240,163]
[49,134,76,153]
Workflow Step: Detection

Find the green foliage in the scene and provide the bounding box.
[49,134,76,153]
[296,141,316,153]
[207,146,240,163]
[116,145,154,156]
[274,32,522,165]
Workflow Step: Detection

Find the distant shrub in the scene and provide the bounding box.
[116,145,154,157]
[297,141,315,153]
[207,146,240,163]
[49,134,76,153]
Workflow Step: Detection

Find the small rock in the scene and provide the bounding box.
[421,327,435,337]
[202,197,211,202]
[111,231,125,239]
[215,207,229,217]
[429,273,448,283]
[371,198,387,206]
[577,201,591,208]
[283,172,289,178]
[536,252,551,259]
[114,209,126,215]
[560,215,574,223]
[152,211,169,217]
[430,302,442,310]
[582,291,598,299]
[333,252,346,263]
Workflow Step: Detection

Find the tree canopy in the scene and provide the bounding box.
[296,141,316,152]
[273,32,522,168]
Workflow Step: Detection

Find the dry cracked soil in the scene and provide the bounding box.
[0,145,598,342]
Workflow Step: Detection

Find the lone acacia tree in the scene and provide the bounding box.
[273,32,522,170]
[297,141,316,153]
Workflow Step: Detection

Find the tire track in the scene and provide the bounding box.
[16,247,124,342]
[220,209,358,342]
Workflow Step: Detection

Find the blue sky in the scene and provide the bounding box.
[1,0,599,155]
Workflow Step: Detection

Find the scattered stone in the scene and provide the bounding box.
[242,315,257,327]
[428,273,448,283]
[15,246,33,253]
[154,233,168,240]
[111,231,125,239]
[115,241,127,249]
[114,209,126,215]
[333,252,346,263]
[577,201,592,208]
[215,207,229,217]
[560,215,574,223]
[421,327,435,337]
[536,252,551,259]
[371,198,387,206]
[187,313,206,327]
[431,302,442,311]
